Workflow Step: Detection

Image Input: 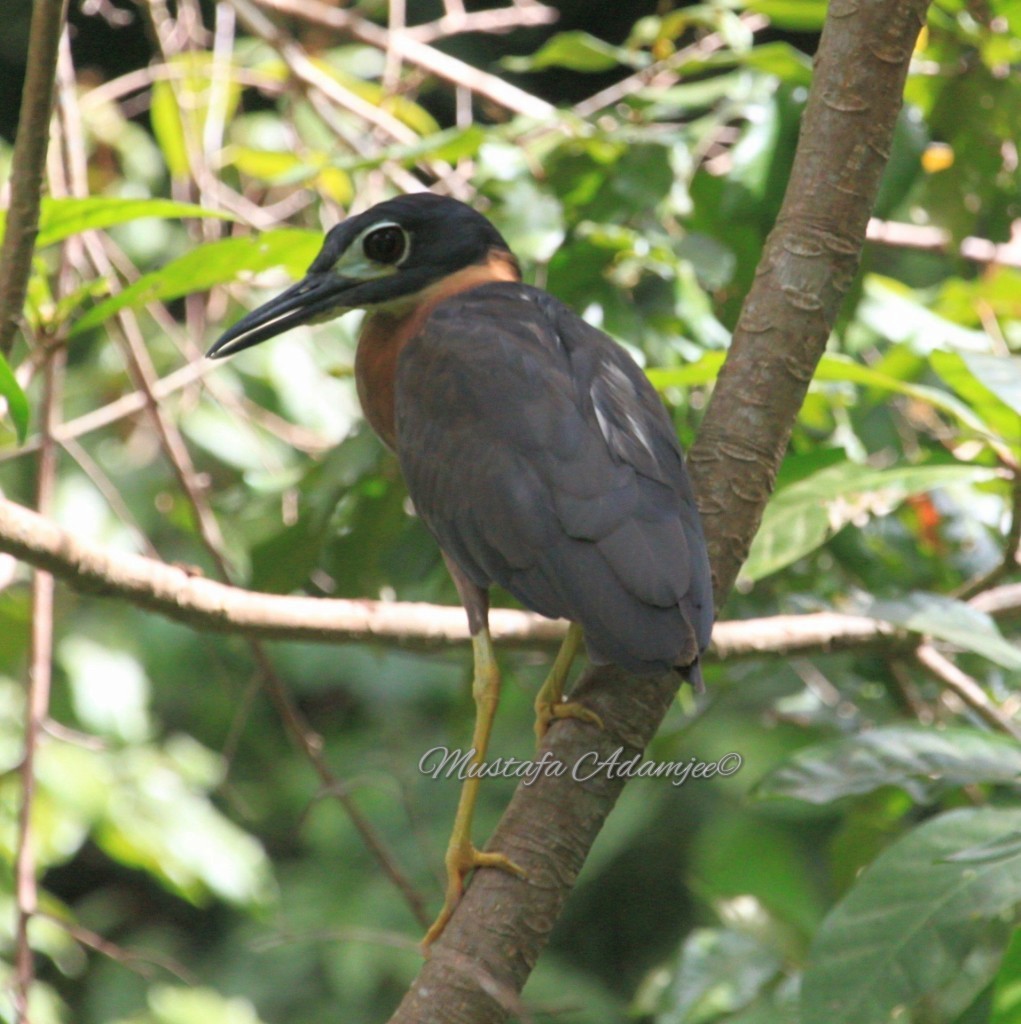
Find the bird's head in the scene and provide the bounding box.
[207,193,518,359]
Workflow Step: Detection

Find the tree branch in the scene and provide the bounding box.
[0,0,69,360]
[13,494,1014,660]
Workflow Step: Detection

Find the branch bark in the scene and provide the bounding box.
[0,0,69,359]
[386,2,931,1022]
[15,493,1016,661]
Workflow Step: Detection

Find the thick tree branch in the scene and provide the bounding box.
[13,494,1013,660]
[386,3,932,1022]
[0,0,69,359]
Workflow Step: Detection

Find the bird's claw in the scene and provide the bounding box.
[534,699,604,742]
[422,843,526,948]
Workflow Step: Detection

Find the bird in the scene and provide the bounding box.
[207,192,714,945]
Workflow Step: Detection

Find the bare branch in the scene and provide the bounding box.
[0,0,69,359]
[6,494,1013,661]
[250,0,555,120]
[867,216,1021,269]
[916,644,1021,741]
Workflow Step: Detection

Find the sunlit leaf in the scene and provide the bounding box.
[742,463,999,582]
[746,0,828,31]
[113,984,272,1024]
[0,350,29,443]
[70,229,321,336]
[0,197,233,251]
[754,726,1021,805]
[931,351,1021,453]
[503,31,649,73]
[802,808,1021,1024]
[150,79,190,178]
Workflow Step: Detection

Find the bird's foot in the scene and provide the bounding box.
[422,842,526,948]
[534,698,604,742]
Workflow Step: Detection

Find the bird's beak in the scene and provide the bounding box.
[207,272,356,359]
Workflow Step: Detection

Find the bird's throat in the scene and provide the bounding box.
[355,250,520,448]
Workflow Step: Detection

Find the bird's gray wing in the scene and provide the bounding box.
[394,282,712,675]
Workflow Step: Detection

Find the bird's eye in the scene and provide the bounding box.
[363,226,407,264]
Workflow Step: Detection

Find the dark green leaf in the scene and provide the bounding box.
[503,31,648,73]
[803,808,1021,1024]
[754,727,1021,805]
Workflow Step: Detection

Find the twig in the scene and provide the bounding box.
[953,471,1021,599]
[13,346,64,1024]
[573,13,768,119]
[39,911,194,984]
[250,0,555,120]
[0,0,69,359]
[249,644,432,929]
[406,5,557,44]
[230,0,420,145]
[866,216,1021,269]
[915,644,1021,741]
[0,359,216,464]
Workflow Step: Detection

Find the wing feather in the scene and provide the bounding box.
[395,281,712,674]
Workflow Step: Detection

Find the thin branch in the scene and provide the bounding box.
[229,0,420,145]
[13,346,64,1024]
[573,13,768,119]
[867,216,1021,269]
[954,470,1021,599]
[250,643,432,929]
[915,643,1021,741]
[39,911,194,984]
[250,0,555,120]
[0,0,69,359]
[406,5,557,44]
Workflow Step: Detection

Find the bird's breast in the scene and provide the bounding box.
[355,254,521,450]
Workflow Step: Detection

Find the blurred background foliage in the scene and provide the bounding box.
[0,0,1020,1021]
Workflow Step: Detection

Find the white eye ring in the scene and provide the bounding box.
[361,222,409,265]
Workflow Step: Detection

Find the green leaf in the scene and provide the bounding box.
[869,592,1021,670]
[114,985,272,1024]
[0,349,29,443]
[742,462,999,582]
[250,430,383,593]
[645,927,784,1024]
[745,0,828,31]
[150,79,190,178]
[754,726,1021,805]
[503,31,649,73]
[802,808,1021,1024]
[0,198,233,251]
[70,229,321,337]
[990,929,1021,1024]
[647,352,725,389]
[931,351,1021,453]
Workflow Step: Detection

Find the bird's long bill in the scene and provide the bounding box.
[206,273,353,359]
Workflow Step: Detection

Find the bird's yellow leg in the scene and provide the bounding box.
[534,623,604,742]
[423,627,525,947]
